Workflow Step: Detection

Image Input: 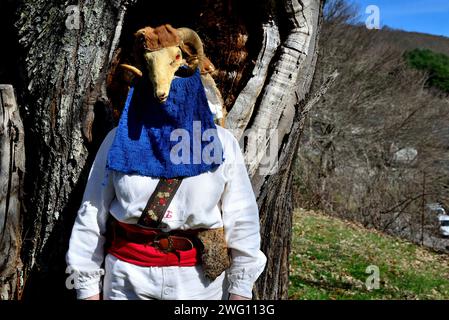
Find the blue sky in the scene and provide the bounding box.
[353,0,449,37]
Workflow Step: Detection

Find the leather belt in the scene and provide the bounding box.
[113,220,199,253]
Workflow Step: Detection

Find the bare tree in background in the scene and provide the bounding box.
[296,0,449,250]
[0,0,324,299]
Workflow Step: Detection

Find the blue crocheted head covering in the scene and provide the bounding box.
[106,68,224,178]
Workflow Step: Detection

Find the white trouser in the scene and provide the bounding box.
[103,254,228,300]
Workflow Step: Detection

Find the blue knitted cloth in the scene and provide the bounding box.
[106,68,224,178]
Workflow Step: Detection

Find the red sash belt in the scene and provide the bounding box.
[107,220,201,267]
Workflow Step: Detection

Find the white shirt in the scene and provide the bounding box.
[66,125,267,299]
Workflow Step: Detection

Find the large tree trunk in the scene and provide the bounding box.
[0,85,25,300]
[2,0,323,299]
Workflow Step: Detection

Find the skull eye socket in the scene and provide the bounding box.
[171,54,182,66]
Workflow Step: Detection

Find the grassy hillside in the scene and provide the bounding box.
[289,209,449,300]
[297,5,449,251]
[380,28,449,57]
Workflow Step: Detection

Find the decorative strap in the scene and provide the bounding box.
[137,178,183,228]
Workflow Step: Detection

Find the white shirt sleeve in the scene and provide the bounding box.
[221,131,267,299]
[66,128,117,299]
[66,126,267,300]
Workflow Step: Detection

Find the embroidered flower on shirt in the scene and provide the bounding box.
[138,178,183,227]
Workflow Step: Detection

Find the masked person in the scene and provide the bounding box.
[66,25,266,301]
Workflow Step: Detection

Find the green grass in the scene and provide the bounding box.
[289,209,449,300]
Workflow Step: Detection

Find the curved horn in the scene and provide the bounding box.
[177,28,205,70]
[119,64,143,77]
[177,28,205,57]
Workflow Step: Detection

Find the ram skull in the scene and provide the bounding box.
[121,24,214,103]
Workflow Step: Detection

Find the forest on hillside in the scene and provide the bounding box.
[295,0,449,252]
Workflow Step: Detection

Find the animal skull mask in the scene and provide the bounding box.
[121,24,214,103]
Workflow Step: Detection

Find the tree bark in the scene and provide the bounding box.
[0,85,25,300]
[236,0,323,299]
[16,0,129,299]
[6,0,323,299]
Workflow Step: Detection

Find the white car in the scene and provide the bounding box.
[438,214,449,237]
